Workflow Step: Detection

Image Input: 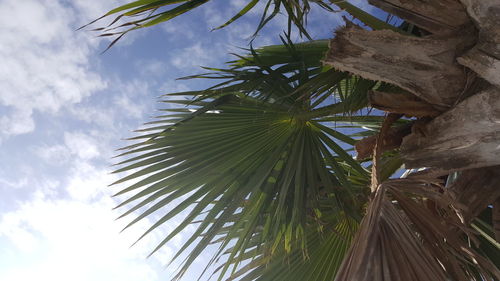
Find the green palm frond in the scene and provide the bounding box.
[95,0,500,279]
[80,0,334,50]
[80,0,407,51]
[175,37,379,114]
[229,39,330,68]
[224,213,359,281]
[113,95,368,280]
[111,38,384,280]
[329,1,402,32]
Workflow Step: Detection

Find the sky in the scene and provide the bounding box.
[0,1,376,280]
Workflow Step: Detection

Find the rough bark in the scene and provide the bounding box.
[355,122,412,160]
[324,25,474,108]
[401,87,500,172]
[457,0,500,87]
[458,49,500,87]
[368,90,442,117]
[368,0,470,34]
[459,0,500,57]
[406,167,451,179]
[446,167,500,223]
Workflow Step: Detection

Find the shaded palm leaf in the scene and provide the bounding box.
[174,36,384,116]
[80,0,334,50]
[335,186,450,281]
[335,177,500,281]
[329,0,402,32]
[110,38,386,280]
[225,213,359,281]
[113,95,367,280]
[81,0,407,51]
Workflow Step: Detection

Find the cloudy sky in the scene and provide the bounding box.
[0,1,376,280]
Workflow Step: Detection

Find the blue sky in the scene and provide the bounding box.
[0,1,376,280]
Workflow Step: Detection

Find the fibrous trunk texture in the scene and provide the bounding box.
[457,0,500,87]
[446,167,500,223]
[401,87,500,172]
[324,25,474,108]
[368,90,442,117]
[368,0,470,34]
[354,122,412,160]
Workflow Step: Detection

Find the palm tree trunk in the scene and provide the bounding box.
[324,23,475,108]
[327,0,500,279]
[326,0,500,191]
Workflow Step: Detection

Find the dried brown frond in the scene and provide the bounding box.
[335,187,449,281]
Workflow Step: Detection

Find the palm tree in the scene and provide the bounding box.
[89,0,500,280]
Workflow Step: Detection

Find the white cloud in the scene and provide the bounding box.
[65,160,109,202]
[2,121,190,279]
[136,60,168,78]
[0,177,29,190]
[67,78,152,130]
[64,132,100,160]
[0,195,160,281]
[114,95,146,120]
[34,131,107,166]
[163,22,196,40]
[202,5,227,29]
[159,80,191,94]
[0,109,35,136]
[34,144,69,164]
[171,42,222,71]
[112,80,151,119]
[0,0,106,138]
[0,161,170,281]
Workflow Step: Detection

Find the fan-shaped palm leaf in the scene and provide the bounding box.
[114,94,369,280]
[111,38,385,280]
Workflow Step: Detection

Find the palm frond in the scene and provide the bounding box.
[335,177,500,281]
[110,38,387,280]
[113,95,367,280]
[226,214,358,281]
[80,0,337,49]
[329,0,403,32]
[335,186,450,281]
